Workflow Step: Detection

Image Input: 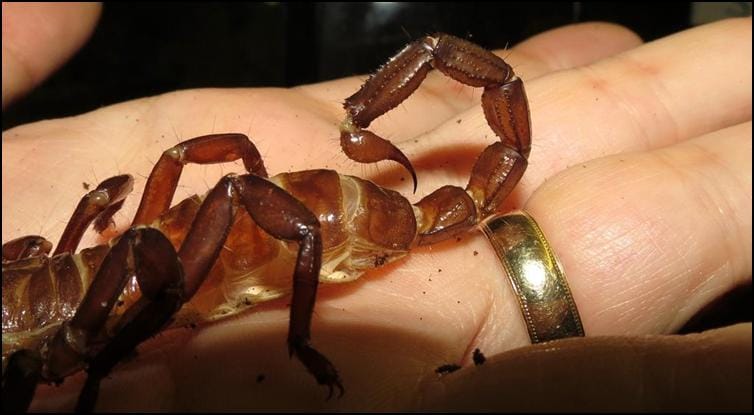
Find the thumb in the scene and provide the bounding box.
[421,323,751,411]
[2,2,101,108]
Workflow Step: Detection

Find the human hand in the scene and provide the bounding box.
[3,11,750,411]
[2,2,101,109]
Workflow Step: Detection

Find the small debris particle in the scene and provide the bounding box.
[456,237,462,242]
[456,118,462,124]
[438,268,442,273]
[422,291,426,295]
[435,364,461,375]
[374,254,388,267]
[457,300,461,304]
[428,277,432,282]
[243,298,252,306]
[473,348,486,366]
[419,317,423,321]
[82,182,90,190]
[473,250,478,256]
[256,374,266,383]
[400,177,405,182]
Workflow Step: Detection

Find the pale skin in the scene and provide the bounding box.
[2,3,752,411]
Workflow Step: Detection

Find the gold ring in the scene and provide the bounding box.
[481,210,585,343]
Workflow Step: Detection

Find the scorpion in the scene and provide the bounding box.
[2,33,530,412]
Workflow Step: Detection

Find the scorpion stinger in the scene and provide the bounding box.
[340,33,530,193]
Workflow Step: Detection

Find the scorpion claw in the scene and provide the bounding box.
[325,379,345,401]
[289,338,344,400]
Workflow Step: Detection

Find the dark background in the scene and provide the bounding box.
[6,1,752,131]
[2,2,751,331]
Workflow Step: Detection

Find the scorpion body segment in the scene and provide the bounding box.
[2,32,531,412]
[2,170,417,366]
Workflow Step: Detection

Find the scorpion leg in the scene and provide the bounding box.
[44,227,165,381]
[131,133,267,226]
[231,174,343,399]
[75,173,340,409]
[1,175,132,260]
[75,228,184,412]
[53,175,135,256]
[2,349,43,413]
[2,235,52,262]
[75,175,237,412]
[2,227,179,413]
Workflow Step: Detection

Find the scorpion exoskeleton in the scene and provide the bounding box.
[2,33,530,412]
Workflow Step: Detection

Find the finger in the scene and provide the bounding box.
[2,2,101,108]
[525,121,751,337]
[509,21,644,76]
[295,22,643,139]
[408,17,751,197]
[422,323,752,411]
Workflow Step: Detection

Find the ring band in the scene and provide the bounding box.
[481,210,585,343]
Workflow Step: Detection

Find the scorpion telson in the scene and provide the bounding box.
[2,33,530,412]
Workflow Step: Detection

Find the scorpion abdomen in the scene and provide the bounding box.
[1,245,107,361]
[186,169,418,321]
[277,169,417,276]
[2,169,420,349]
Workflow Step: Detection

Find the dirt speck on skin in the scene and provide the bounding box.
[82,182,90,190]
[473,250,478,256]
[374,254,388,267]
[473,348,486,366]
[435,364,461,375]
[256,374,266,383]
